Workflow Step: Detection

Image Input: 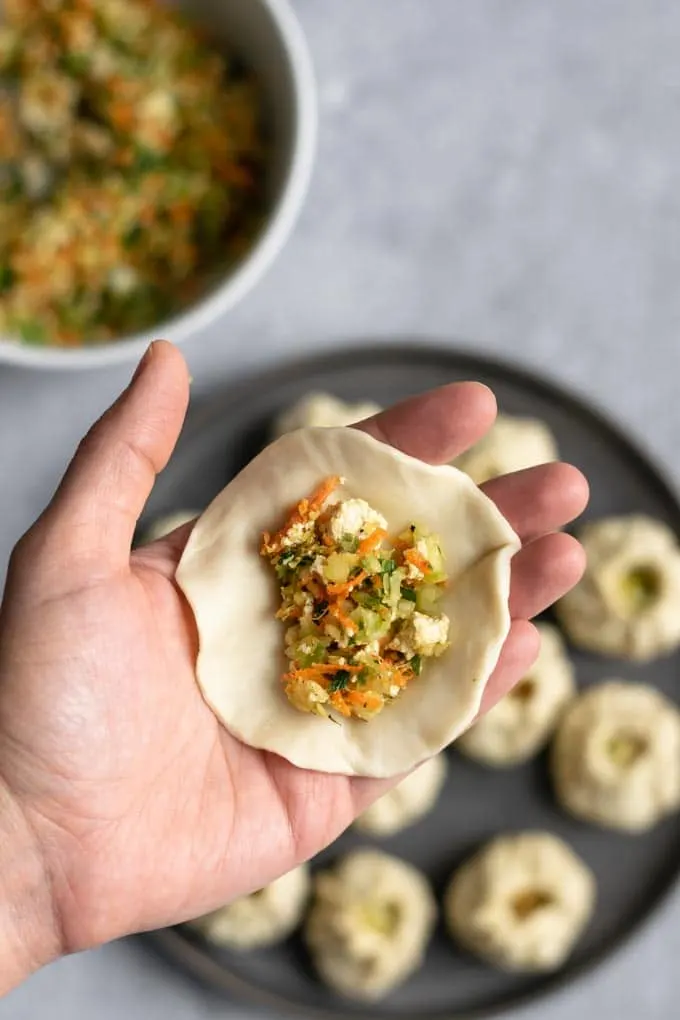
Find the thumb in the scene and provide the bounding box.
[37,341,190,576]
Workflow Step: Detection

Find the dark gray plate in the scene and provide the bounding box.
[142,343,680,1019]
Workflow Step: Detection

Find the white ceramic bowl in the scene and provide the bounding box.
[0,0,316,370]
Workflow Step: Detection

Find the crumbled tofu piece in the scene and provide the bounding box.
[327,499,387,543]
[281,520,315,548]
[390,612,450,658]
[405,560,425,582]
[311,555,326,578]
[19,72,79,136]
[108,265,140,296]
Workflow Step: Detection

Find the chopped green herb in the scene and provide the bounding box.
[328,669,351,692]
[17,320,47,345]
[0,265,14,293]
[401,588,417,602]
[410,655,423,676]
[381,559,396,574]
[341,533,359,552]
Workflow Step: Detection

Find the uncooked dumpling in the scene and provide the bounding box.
[273,392,382,436]
[456,624,575,766]
[176,427,519,778]
[444,832,595,972]
[454,414,558,485]
[556,515,680,661]
[188,865,310,949]
[144,510,197,542]
[305,849,436,1000]
[551,681,680,831]
[355,753,448,836]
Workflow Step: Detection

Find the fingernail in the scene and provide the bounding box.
[131,341,156,385]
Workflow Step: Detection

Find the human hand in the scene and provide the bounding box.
[0,342,588,991]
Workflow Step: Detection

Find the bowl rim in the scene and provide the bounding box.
[0,0,317,371]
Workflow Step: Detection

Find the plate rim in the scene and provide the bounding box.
[142,339,680,1019]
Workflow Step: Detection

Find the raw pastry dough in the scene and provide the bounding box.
[144,510,197,542]
[273,392,382,436]
[305,850,436,1000]
[456,624,575,766]
[444,832,595,972]
[454,414,558,485]
[551,681,680,831]
[176,427,519,778]
[188,865,310,949]
[355,753,448,836]
[556,515,680,661]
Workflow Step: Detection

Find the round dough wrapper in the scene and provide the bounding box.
[273,392,382,436]
[454,414,558,485]
[556,515,680,661]
[144,510,197,543]
[188,865,310,949]
[305,849,436,1000]
[456,623,576,766]
[355,753,448,836]
[176,427,519,778]
[445,832,595,972]
[551,681,680,831]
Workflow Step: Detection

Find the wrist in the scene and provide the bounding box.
[0,776,63,995]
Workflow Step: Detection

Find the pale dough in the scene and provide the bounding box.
[444,832,595,972]
[456,624,576,766]
[305,849,436,1000]
[454,414,558,485]
[273,392,382,436]
[176,427,519,778]
[556,515,680,661]
[551,681,680,831]
[355,753,448,836]
[144,510,197,543]
[188,865,310,950]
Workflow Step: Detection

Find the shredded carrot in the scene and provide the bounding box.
[329,692,352,717]
[347,690,383,711]
[328,604,357,634]
[357,528,387,557]
[263,475,341,554]
[326,570,368,598]
[404,548,430,574]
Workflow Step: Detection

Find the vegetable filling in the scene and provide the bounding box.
[261,476,450,721]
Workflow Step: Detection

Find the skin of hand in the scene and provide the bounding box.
[0,341,588,994]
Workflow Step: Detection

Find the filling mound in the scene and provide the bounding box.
[261,476,450,721]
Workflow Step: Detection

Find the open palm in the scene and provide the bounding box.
[0,342,588,963]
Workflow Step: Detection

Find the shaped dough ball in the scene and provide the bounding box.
[454,414,558,485]
[144,510,197,543]
[355,754,448,836]
[273,392,382,436]
[305,850,436,1000]
[445,832,595,972]
[556,516,680,661]
[188,865,310,949]
[552,681,680,831]
[456,624,575,766]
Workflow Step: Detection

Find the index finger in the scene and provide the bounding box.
[356,382,497,464]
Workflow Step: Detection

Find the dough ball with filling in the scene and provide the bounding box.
[305,849,436,1000]
[454,414,558,485]
[456,624,575,766]
[176,427,519,778]
[552,680,680,831]
[188,865,310,949]
[444,832,595,972]
[144,510,197,543]
[273,392,382,436]
[556,515,680,661]
[355,753,448,836]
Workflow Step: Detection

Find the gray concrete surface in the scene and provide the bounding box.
[1,0,679,1016]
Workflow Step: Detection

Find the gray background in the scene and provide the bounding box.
[1,0,679,1016]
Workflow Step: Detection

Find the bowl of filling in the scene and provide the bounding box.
[0,0,316,368]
